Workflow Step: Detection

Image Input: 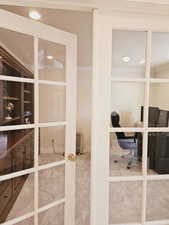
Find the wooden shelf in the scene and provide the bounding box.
[2,96,19,101]
[0,116,20,126]
[24,101,31,104]
[24,90,31,94]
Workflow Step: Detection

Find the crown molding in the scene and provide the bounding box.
[128,0,169,4]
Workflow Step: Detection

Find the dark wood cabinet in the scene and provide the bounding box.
[0,46,34,223]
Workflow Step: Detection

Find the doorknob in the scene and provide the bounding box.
[67,153,76,162]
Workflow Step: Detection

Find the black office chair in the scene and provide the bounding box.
[111,111,138,169]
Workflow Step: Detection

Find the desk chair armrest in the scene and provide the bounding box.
[124,136,137,143]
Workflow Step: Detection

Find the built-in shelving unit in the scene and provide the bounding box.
[2,96,19,101]
[0,46,34,126]
[0,46,34,223]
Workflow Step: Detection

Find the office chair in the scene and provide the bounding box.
[111,111,138,169]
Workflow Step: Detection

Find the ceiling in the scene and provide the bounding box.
[2,0,169,15]
[112,30,169,70]
[0,6,93,67]
[1,4,169,72]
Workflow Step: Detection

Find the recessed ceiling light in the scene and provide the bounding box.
[139,60,145,64]
[122,56,131,62]
[47,56,53,60]
[29,11,41,20]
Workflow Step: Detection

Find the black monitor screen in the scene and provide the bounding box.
[157,110,169,127]
[141,106,160,127]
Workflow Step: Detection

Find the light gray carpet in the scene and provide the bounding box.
[6,148,169,225]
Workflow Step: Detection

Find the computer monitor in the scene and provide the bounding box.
[141,106,160,127]
[157,110,169,127]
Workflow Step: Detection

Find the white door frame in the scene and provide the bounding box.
[0,9,77,225]
[91,9,169,225]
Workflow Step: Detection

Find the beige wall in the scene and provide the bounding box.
[111,68,145,127]
[111,82,144,126]
[40,67,92,154]
[77,67,92,152]
[150,67,169,110]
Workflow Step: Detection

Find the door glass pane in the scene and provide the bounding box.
[149,83,169,127]
[0,129,34,176]
[38,203,64,225]
[147,180,169,221]
[111,82,145,127]
[39,126,65,165]
[109,181,142,224]
[147,132,169,175]
[39,165,65,208]
[112,30,146,79]
[39,39,66,82]
[0,174,34,223]
[0,28,34,78]
[151,32,169,79]
[110,132,143,176]
[0,81,34,126]
[39,84,66,123]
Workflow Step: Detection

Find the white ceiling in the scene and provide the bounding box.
[0,6,93,67]
[2,0,169,15]
[112,30,169,70]
[1,4,169,72]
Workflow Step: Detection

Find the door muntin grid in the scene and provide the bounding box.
[109,30,169,225]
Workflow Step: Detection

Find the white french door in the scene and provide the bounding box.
[91,9,169,225]
[0,9,77,225]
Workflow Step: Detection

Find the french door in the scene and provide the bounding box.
[0,9,77,225]
[92,10,169,225]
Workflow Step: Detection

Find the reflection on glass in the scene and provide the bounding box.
[0,81,34,126]
[147,180,169,221]
[0,28,34,77]
[0,174,34,223]
[39,84,66,123]
[149,83,169,127]
[109,182,142,224]
[39,203,64,225]
[15,217,34,225]
[39,165,65,207]
[151,32,169,79]
[39,126,65,165]
[112,30,146,79]
[39,39,66,82]
[110,132,142,176]
[111,83,144,127]
[0,129,34,176]
[147,132,169,175]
